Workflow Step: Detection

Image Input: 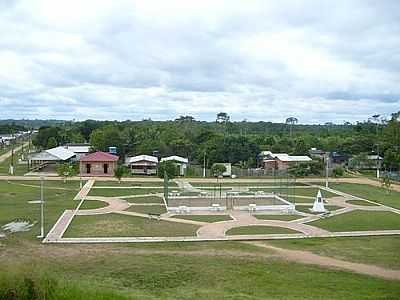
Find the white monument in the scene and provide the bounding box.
[311,189,326,213]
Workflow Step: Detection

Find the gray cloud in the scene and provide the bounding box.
[0,0,399,123]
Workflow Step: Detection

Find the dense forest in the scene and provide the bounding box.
[3,112,399,170]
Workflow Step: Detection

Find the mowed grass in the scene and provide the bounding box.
[254,214,305,221]
[268,236,400,269]
[346,199,378,206]
[330,183,400,209]
[295,205,343,214]
[126,195,163,204]
[94,180,177,187]
[309,210,400,231]
[126,205,167,215]
[172,215,233,223]
[226,225,300,235]
[89,187,162,197]
[80,200,109,210]
[64,213,199,237]
[0,181,77,239]
[2,241,400,300]
[14,180,82,191]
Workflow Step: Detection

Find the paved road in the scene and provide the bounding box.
[0,142,29,163]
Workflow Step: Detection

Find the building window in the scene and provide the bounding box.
[86,164,91,174]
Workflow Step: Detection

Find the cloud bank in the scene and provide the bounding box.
[0,0,399,123]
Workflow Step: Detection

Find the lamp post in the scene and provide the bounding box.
[203,151,206,178]
[33,176,45,239]
[325,155,329,188]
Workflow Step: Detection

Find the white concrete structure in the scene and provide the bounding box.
[161,155,188,176]
[311,190,326,213]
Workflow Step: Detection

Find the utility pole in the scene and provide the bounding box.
[9,142,14,175]
[38,176,45,239]
[203,151,206,177]
[325,155,329,188]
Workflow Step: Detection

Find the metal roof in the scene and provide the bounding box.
[46,146,76,161]
[80,151,119,162]
[127,155,159,164]
[160,155,188,164]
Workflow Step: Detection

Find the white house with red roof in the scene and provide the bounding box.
[80,151,119,176]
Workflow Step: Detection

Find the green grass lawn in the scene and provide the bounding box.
[268,236,400,270]
[172,215,233,222]
[14,180,82,191]
[295,205,343,214]
[64,213,199,237]
[80,200,109,210]
[330,183,400,209]
[89,188,162,197]
[254,214,305,221]
[0,149,29,176]
[309,210,400,232]
[94,181,176,187]
[346,199,378,206]
[126,205,167,215]
[126,195,163,204]
[2,240,400,300]
[226,225,300,235]
[0,181,77,239]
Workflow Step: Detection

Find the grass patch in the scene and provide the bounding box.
[0,181,77,239]
[80,200,109,210]
[172,215,232,222]
[1,240,400,299]
[226,225,300,235]
[89,188,162,197]
[126,196,163,204]
[330,183,400,209]
[94,181,176,187]
[64,213,198,237]
[254,214,305,221]
[295,205,343,214]
[346,199,378,206]
[309,210,400,232]
[268,236,400,270]
[126,205,167,215]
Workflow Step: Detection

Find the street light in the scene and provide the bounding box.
[38,176,44,238]
[325,155,329,188]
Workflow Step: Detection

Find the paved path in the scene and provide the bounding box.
[74,179,95,200]
[0,142,28,163]
[247,241,400,281]
[197,210,330,238]
[43,210,75,242]
[77,196,130,215]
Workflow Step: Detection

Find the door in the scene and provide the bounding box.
[86,163,91,174]
[103,163,108,174]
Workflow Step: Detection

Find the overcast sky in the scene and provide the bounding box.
[0,0,399,123]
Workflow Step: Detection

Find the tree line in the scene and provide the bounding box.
[26,111,400,171]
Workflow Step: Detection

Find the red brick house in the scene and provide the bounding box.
[80,151,119,177]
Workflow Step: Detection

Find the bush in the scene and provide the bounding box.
[332,166,344,177]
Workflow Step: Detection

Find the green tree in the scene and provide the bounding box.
[211,164,226,177]
[158,161,177,180]
[332,166,344,177]
[114,166,125,183]
[381,175,392,195]
[47,136,58,148]
[56,163,77,183]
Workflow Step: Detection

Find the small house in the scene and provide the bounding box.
[126,155,158,175]
[257,151,312,171]
[160,155,188,176]
[80,151,119,176]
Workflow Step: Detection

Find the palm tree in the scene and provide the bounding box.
[285,117,298,137]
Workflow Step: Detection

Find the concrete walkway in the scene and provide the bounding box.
[248,241,400,281]
[77,196,130,215]
[197,210,330,238]
[0,142,28,163]
[74,179,95,200]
